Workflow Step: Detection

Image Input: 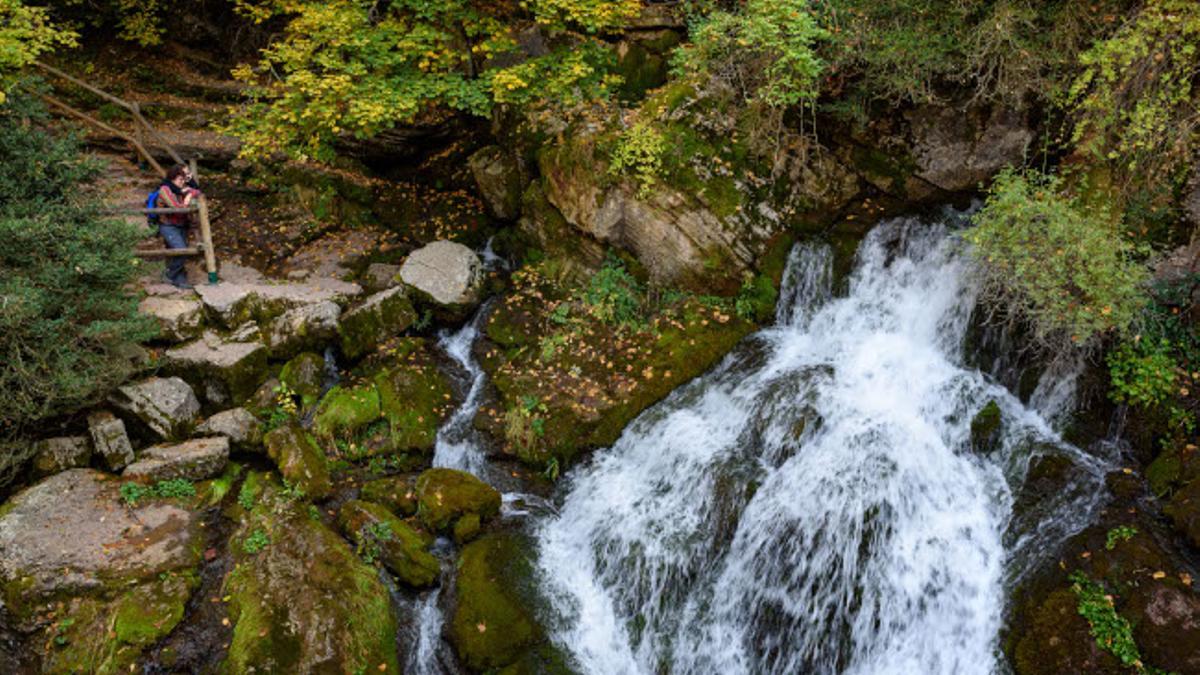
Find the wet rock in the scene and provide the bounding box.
[375,357,454,453]
[88,410,135,471]
[138,295,204,343]
[110,376,201,440]
[336,500,439,588]
[223,476,398,673]
[30,436,92,478]
[362,262,402,292]
[264,423,331,499]
[400,240,484,308]
[1165,478,1200,550]
[1012,587,1124,675]
[1126,580,1200,673]
[265,300,341,359]
[0,469,202,626]
[164,331,268,405]
[970,400,1002,454]
[123,437,229,482]
[906,103,1034,193]
[469,145,524,220]
[195,275,361,329]
[337,286,417,360]
[415,468,501,533]
[1146,444,1200,497]
[453,512,482,544]
[312,382,381,439]
[359,476,418,516]
[449,533,549,672]
[279,351,327,412]
[195,407,263,451]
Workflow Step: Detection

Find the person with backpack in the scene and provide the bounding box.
[150,164,201,289]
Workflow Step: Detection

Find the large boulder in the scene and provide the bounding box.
[0,469,202,626]
[337,286,417,360]
[30,436,92,478]
[263,423,332,499]
[414,468,501,534]
[336,500,440,588]
[1127,580,1200,674]
[222,476,398,673]
[138,295,205,343]
[361,262,402,293]
[374,357,454,453]
[123,437,229,482]
[87,410,135,471]
[195,274,361,329]
[1165,478,1200,550]
[311,382,381,440]
[400,240,484,308]
[265,300,341,359]
[195,407,263,452]
[359,475,418,517]
[279,351,327,410]
[905,103,1034,194]
[449,533,560,672]
[469,145,524,220]
[164,331,269,405]
[110,376,201,440]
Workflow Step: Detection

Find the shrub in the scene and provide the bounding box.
[582,255,644,328]
[966,168,1148,350]
[608,121,666,198]
[0,0,76,102]
[0,96,155,478]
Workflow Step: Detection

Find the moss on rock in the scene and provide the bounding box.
[279,351,326,410]
[312,382,381,438]
[338,287,417,360]
[222,475,399,673]
[375,358,453,453]
[970,400,1003,453]
[449,533,548,672]
[263,422,332,500]
[415,468,501,533]
[359,475,419,516]
[337,499,440,588]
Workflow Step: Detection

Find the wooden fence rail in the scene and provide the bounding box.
[29,62,219,284]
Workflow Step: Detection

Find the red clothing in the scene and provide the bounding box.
[156,184,193,227]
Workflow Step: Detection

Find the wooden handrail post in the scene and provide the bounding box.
[33,92,165,176]
[196,195,218,284]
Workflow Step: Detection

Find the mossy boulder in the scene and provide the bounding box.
[970,400,1003,453]
[449,533,554,673]
[337,500,440,588]
[222,476,399,673]
[415,468,501,533]
[1146,443,1200,498]
[263,423,332,499]
[279,351,326,410]
[40,571,198,675]
[1165,477,1200,549]
[360,475,419,516]
[338,286,417,360]
[454,512,482,544]
[312,382,381,438]
[1012,587,1124,675]
[375,359,454,452]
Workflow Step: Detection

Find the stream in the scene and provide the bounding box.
[530,212,1112,674]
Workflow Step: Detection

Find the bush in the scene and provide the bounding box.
[966,168,1148,350]
[608,121,666,198]
[0,96,155,449]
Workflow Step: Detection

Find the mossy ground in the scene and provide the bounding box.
[476,257,754,468]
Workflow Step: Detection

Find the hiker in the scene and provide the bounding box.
[153,164,201,289]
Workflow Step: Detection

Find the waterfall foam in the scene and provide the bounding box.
[431,303,491,477]
[534,213,1110,674]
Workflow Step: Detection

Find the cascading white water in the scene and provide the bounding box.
[535,213,1111,675]
[432,305,491,476]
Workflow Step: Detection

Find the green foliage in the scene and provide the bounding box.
[237,479,258,511]
[1068,571,1143,669]
[226,0,636,161]
[1105,525,1138,550]
[242,528,270,554]
[120,479,197,506]
[504,395,547,457]
[0,1,76,102]
[608,121,666,198]
[673,0,828,109]
[1066,0,1200,189]
[262,382,299,432]
[1108,338,1177,408]
[0,97,156,447]
[356,521,393,565]
[966,168,1148,350]
[583,255,644,328]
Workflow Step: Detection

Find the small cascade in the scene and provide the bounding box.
[431,302,492,477]
[534,213,1112,675]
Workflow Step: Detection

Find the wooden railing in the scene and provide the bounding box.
[29,62,219,284]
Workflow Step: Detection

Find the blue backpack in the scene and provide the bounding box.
[145,189,161,228]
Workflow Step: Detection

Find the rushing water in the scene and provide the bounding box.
[431,304,492,477]
[534,213,1111,675]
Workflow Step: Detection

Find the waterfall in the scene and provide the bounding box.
[534,213,1110,675]
[432,303,492,477]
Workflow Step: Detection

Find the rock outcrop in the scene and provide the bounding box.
[123,437,230,482]
[29,436,92,478]
[469,145,524,220]
[164,331,268,405]
[87,410,136,471]
[336,499,440,588]
[195,407,263,451]
[400,240,484,309]
[110,376,201,440]
[138,295,205,343]
[263,423,332,499]
[337,286,417,359]
[265,300,341,359]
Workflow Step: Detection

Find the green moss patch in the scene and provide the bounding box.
[264,423,332,500]
[415,468,502,534]
[337,499,439,588]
